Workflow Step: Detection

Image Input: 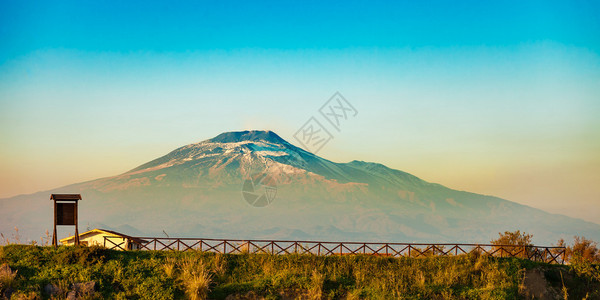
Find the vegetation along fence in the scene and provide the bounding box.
[103,237,566,264]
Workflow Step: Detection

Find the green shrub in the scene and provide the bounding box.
[54,246,107,265]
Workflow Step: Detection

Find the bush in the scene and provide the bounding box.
[54,246,107,265]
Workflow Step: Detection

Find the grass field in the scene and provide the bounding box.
[0,245,599,299]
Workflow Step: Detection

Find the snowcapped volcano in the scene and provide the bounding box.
[2,130,599,244]
[122,130,379,190]
[128,130,310,178]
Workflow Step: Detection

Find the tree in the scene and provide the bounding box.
[490,230,533,258]
[561,237,600,282]
[491,230,533,246]
[570,236,600,263]
[553,236,600,264]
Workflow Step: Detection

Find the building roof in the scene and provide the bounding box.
[59,228,148,244]
[50,194,82,201]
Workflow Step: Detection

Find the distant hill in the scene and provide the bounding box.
[1,130,599,244]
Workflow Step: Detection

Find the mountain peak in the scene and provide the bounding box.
[207,130,287,145]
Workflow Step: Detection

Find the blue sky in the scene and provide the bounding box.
[2,1,599,55]
[1,1,599,223]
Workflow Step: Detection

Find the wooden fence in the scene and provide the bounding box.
[103,236,566,264]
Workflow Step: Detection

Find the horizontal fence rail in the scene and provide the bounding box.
[103,237,566,264]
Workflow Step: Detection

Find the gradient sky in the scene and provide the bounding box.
[1,1,599,223]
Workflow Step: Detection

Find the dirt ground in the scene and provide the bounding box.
[520,268,562,300]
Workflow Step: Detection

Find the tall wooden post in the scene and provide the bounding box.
[74,200,79,245]
[50,194,82,247]
[52,200,57,246]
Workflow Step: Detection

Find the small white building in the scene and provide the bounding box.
[60,228,147,250]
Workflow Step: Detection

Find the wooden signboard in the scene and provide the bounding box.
[51,194,82,246]
[56,203,76,225]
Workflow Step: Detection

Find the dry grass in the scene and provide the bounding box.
[210,253,226,278]
[10,291,39,300]
[560,270,569,300]
[180,256,212,300]
[307,269,324,300]
[45,278,71,300]
[0,263,18,293]
[1,227,24,246]
[163,257,177,278]
[40,230,51,247]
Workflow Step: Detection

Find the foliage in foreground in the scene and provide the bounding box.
[0,245,599,299]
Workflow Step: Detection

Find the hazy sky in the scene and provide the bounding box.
[1,1,599,223]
